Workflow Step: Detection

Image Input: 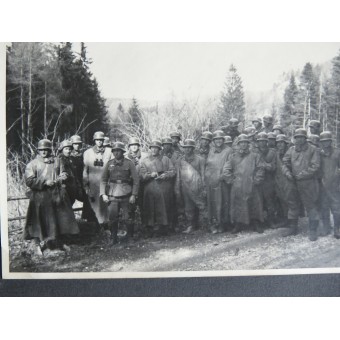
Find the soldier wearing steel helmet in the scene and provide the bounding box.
[83,131,112,229]
[267,132,277,149]
[309,120,321,136]
[274,134,293,228]
[175,139,207,234]
[319,131,340,239]
[140,140,176,237]
[272,125,284,137]
[161,137,181,165]
[222,134,265,234]
[57,140,83,205]
[222,118,240,142]
[196,131,213,160]
[24,139,79,255]
[103,136,112,152]
[282,128,321,241]
[205,130,233,233]
[256,132,277,229]
[70,135,85,189]
[170,131,184,155]
[100,142,139,245]
[260,115,274,134]
[252,117,263,138]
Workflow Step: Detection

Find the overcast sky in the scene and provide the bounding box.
[79,42,340,101]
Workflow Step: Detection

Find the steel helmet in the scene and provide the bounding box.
[128,137,141,146]
[294,128,308,138]
[93,131,105,140]
[237,134,250,144]
[320,131,332,142]
[149,140,162,149]
[201,131,213,141]
[37,139,52,150]
[244,126,256,137]
[70,135,82,144]
[257,132,268,141]
[273,125,284,133]
[212,130,225,140]
[309,120,321,129]
[170,131,181,139]
[263,114,273,123]
[59,140,73,150]
[224,136,233,144]
[267,132,276,140]
[161,137,173,145]
[252,117,262,124]
[307,134,320,146]
[229,118,239,127]
[182,139,196,148]
[276,134,289,144]
[111,142,126,152]
[103,137,111,147]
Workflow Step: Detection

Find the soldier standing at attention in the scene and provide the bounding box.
[282,128,321,241]
[24,139,79,255]
[222,118,240,142]
[100,142,139,245]
[205,130,233,233]
[170,131,184,155]
[319,131,340,238]
[83,131,112,230]
[175,139,206,234]
[197,131,213,161]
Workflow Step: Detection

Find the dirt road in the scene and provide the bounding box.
[7,218,340,274]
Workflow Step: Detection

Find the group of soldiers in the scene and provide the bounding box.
[23,114,340,255]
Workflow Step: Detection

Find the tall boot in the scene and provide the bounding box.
[333,215,340,239]
[319,218,331,237]
[109,221,118,245]
[308,219,318,242]
[282,219,298,237]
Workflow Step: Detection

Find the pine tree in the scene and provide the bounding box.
[219,64,245,124]
[282,74,300,136]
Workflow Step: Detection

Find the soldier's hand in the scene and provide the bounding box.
[59,172,68,181]
[129,195,136,205]
[157,173,166,180]
[45,180,55,187]
[102,195,109,203]
[295,173,303,181]
[151,172,158,178]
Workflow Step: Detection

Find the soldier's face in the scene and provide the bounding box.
[310,126,318,135]
[321,140,332,149]
[295,136,306,146]
[73,143,82,151]
[95,139,104,147]
[253,122,261,129]
[200,139,210,147]
[39,149,51,158]
[276,141,286,152]
[239,141,249,151]
[171,137,180,145]
[268,139,276,148]
[273,129,280,136]
[163,144,172,153]
[129,144,139,153]
[264,120,270,128]
[151,147,160,156]
[62,147,72,157]
[184,147,194,156]
[113,149,124,159]
[214,138,224,148]
[258,140,268,149]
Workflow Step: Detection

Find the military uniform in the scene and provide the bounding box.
[282,129,320,240]
[100,150,139,243]
[24,140,79,248]
[140,143,176,233]
[175,140,206,233]
[223,135,265,232]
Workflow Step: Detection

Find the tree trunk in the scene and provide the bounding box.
[20,65,25,155]
[27,55,33,144]
[44,81,47,137]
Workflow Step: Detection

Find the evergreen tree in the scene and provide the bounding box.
[219,64,245,124]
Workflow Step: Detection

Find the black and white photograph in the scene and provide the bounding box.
[2,41,340,279]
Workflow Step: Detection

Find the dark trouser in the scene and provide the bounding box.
[182,190,206,229]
